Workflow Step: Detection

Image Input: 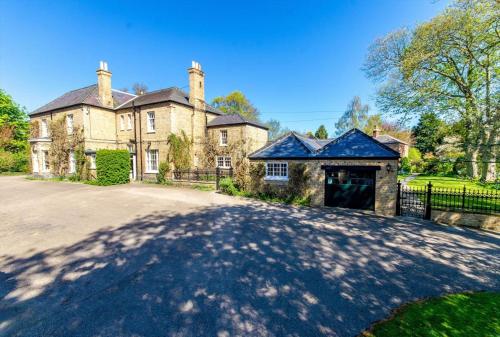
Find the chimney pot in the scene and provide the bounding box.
[373,126,380,138]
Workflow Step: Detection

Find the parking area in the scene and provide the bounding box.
[0,176,499,337]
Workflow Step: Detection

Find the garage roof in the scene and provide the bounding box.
[249,128,400,160]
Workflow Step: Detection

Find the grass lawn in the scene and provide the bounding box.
[364,292,500,337]
[406,175,498,192]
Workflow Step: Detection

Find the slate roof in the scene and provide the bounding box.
[249,129,400,160]
[207,114,268,130]
[375,134,408,145]
[30,85,136,115]
[31,85,223,116]
[118,87,194,109]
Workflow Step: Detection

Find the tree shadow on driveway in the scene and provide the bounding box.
[1,203,499,337]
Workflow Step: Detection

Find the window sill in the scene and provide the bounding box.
[146,131,156,134]
[219,144,228,147]
[264,176,289,182]
[145,170,159,174]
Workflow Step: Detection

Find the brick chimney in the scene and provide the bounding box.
[96,61,113,108]
[373,126,380,138]
[188,61,205,109]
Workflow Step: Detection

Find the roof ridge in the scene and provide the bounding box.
[248,132,294,158]
[112,88,137,96]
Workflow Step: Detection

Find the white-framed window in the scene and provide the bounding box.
[90,154,96,169]
[41,119,48,137]
[127,114,132,130]
[265,162,288,181]
[42,150,50,172]
[66,114,73,134]
[69,151,76,173]
[120,115,125,131]
[146,149,159,173]
[220,129,228,146]
[31,148,39,173]
[147,111,155,132]
[216,156,232,168]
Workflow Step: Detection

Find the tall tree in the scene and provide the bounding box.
[212,91,260,121]
[132,83,148,95]
[412,112,447,154]
[314,125,328,139]
[364,0,499,181]
[266,119,289,140]
[0,89,28,152]
[334,96,369,136]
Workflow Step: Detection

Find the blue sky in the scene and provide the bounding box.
[1,0,449,135]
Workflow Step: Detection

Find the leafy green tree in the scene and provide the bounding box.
[363,114,383,135]
[0,89,29,152]
[266,119,289,140]
[364,0,499,181]
[334,96,369,136]
[412,112,447,155]
[212,91,259,121]
[305,131,315,139]
[314,125,328,139]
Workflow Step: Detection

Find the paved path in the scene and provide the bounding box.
[0,176,499,337]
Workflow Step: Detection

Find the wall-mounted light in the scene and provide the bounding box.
[386,163,393,173]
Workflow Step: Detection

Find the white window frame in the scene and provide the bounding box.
[147,111,155,132]
[69,151,76,174]
[127,114,132,130]
[220,129,228,146]
[66,114,73,134]
[42,150,50,172]
[90,154,96,169]
[120,115,125,131]
[145,149,159,173]
[216,156,232,168]
[265,161,288,181]
[41,119,48,137]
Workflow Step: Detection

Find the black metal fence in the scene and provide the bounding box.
[171,167,233,188]
[397,182,500,219]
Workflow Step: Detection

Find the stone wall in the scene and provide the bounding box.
[432,211,500,232]
[251,159,398,216]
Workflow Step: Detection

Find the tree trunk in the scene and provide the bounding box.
[480,128,498,182]
[465,144,479,179]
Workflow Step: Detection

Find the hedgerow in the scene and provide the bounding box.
[95,149,130,185]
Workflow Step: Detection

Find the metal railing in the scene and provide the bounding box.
[171,167,233,187]
[397,182,499,219]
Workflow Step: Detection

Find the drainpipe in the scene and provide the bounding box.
[138,106,143,181]
[132,101,139,180]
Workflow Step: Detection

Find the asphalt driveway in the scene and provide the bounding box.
[0,176,499,337]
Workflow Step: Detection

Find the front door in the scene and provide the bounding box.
[324,167,375,210]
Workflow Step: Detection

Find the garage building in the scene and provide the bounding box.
[248,128,400,215]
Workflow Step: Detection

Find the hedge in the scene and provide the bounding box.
[95,149,130,185]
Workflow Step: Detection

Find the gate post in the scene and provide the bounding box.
[396,181,401,216]
[216,167,220,190]
[424,182,432,220]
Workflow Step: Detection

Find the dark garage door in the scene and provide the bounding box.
[324,166,376,210]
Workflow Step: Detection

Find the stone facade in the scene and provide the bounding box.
[29,61,268,180]
[252,159,398,216]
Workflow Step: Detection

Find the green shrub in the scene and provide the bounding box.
[399,157,411,173]
[219,177,239,196]
[0,149,28,172]
[95,149,130,185]
[157,161,170,184]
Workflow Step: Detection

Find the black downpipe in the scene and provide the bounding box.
[138,106,143,181]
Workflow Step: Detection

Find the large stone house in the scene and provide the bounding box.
[248,129,400,215]
[29,61,268,179]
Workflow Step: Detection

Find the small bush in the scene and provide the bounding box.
[157,161,170,184]
[399,157,411,174]
[219,177,239,196]
[95,149,130,185]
